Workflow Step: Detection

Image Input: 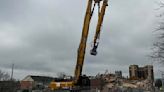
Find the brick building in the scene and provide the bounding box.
[20,75,54,90]
[129,65,154,80]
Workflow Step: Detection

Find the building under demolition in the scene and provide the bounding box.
[129,65,154,80]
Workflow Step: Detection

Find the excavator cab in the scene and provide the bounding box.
[74,75,90,89]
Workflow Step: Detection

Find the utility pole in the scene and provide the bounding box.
[162,72,164,91]
[159,70,164,91]
[11,63,14,81]
[10,63,14,92]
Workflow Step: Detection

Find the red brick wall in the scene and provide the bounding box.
[20,81,33,89]
[90,79,101,89]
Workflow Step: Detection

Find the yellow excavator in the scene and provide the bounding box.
[49,0,108,90]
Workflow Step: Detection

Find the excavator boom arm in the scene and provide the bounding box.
[74,0,108,85]
[74,0,93,84]
[93,0,108,45]
[91,0,108,56]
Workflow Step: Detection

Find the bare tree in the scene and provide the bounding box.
[0,70,10,81]
[152,1,164,64]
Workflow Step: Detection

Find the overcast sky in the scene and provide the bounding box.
[0,0,163,80]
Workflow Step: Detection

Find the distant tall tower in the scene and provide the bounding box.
[115,71,122,78]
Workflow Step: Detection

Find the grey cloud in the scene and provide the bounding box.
[0,0,160,79]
